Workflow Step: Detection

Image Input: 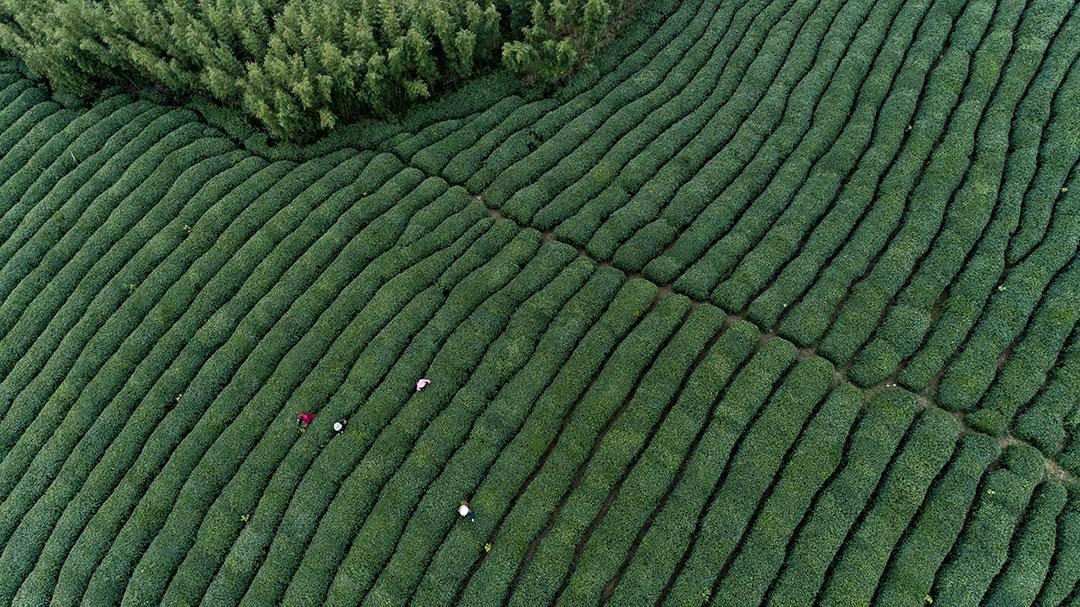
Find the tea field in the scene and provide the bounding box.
[0,0,1078,605]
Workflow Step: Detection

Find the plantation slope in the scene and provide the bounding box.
[184,0,1078,441]
[0,0,1077,604]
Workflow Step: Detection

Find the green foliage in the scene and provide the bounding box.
[454,293,691,605]
[765,388,921,606]
[292,245,591,607]
[501,0,623,86]
[814,0,1024,369]
[554,320,760,606]
[1013,329,1080,455]
[411,277,658,606]
[593,0,840,267]
[964,259,1079,435]
[606,336,798,607]
[847,0,1075,387]
[508,304,731,606]
[0,0,637,141]
[982,481,1068,607]
[710,383,863,606]
[494,0,758,225]
[692,0,921,312]
[1034,487,1080,607]
[0,1,1076,605]
[817,407,961,606]
[663,354,837,606]
[873,432,1001,607]
[774,0,996,352]
[930,444,1046,606]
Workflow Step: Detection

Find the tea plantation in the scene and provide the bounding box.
[0,0,1078,605]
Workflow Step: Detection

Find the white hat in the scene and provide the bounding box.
[333,421,344,432]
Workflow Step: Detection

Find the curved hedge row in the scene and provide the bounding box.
[0,0,1077,605]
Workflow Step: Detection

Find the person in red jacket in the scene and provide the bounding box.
[296,412,316,427]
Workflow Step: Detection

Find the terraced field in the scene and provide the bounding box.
[0,0,1078,605]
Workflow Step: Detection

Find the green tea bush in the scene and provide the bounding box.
[199,219,522,605]
[0,97,155,263]
[899,8,1080,392]
[709,383,863,606]
[0,93,59,170]
[171,225,544,607]
[0,103,173,371]
[965,260,1079,435]
[408,96,520,175]
[675,0,910,303]
[0,97,113,228]
[126,207,504,605]
[0,141,242,392]
[764,388,920,606]
[1056,404,1080,477]
[0,154,278,604]
[108,197,496,600]
[662,355,835,606]
[442,100,553,186]
[353,265,629,607]
[509,305,730,606]
[929,444,1045,606]
[525,0,774,229]
[455,0,698,194]
[1006,83,1080,264]
[216,226,548,600]
[531,0,768,230]
[587,0,827,262]
[78,152,408,587]
[816,0,1024,367]
[0,147,252,553]
[872,432,1000,607]
[605,337,798,606]
[481,0,721,213]
[547,0,796,247]
[287,245,587,606]
[13,155,319,587]
[938,243,1078,414]
[0,81,45,144]
[0,0,653,141]
[1014,329,1080,454]
[457,294,691,606]
[0,88,86,161]
[982,481,1068,607]
[37,156,322,603]
[0,0,1075,603]
[121,171,457,605]
[621,0,875,277]
[0,110,198,301]
[817,407,960,606]
[48,150,396,604]
[1032,487,1080,607]
[0,132,235,462]
[744,0,976,331]
[776,0,996,348]
[847,0,1076,387]
[554,320,759,606]
[410,278,657,607]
